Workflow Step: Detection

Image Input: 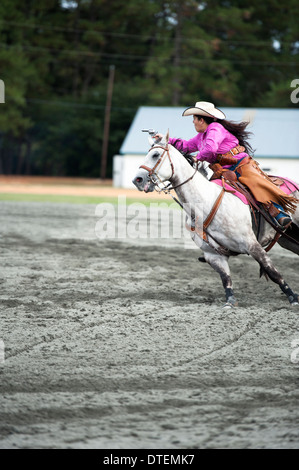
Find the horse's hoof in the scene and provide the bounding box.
[223,296,238,309]
[223,303,233,309]
[289,294,299,305]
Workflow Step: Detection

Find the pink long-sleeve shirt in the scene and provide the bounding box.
[169,122,247,167]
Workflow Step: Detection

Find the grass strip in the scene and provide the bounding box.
[0,192,176,207]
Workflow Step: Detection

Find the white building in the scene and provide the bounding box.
[113,106,299,188]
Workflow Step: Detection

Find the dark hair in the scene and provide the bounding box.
[197,115,254,155]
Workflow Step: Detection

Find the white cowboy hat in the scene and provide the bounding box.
[182,101,226,120]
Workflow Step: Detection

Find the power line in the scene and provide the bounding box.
[0,43,298,67]
[0,19,298,47]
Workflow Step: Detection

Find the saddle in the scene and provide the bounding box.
[208,150,299,252]
[210,154,298,215]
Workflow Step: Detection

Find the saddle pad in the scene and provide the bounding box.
[270,176,299,195]
[211,179,249,205]
[212,176,299,206]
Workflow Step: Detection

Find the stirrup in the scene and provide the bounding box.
[277,216,292,228]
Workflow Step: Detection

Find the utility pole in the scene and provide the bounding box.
[101,64,115,180]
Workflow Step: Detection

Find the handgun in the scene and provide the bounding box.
[142,128,158,136]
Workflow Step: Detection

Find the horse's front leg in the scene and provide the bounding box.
[203,251,237,308]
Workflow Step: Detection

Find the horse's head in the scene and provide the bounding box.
[132,131,173,192]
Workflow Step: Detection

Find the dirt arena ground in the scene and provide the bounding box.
[0,177,299,449]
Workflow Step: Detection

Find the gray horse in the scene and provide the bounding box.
[132,133,299,308]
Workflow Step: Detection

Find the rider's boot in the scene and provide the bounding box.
[267,202,292,228]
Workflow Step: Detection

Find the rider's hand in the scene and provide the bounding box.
[153,133,163,142]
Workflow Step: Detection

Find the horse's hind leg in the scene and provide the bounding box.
[248,242,298,305]
[203,252,237,308]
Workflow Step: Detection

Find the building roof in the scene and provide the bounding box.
[120,106,299,158]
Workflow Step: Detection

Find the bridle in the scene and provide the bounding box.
[139,144,199,193]
[139,145,174,189]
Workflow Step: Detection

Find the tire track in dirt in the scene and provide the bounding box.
[163,316,265,373]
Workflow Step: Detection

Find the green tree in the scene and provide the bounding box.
[0,0,298,177]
